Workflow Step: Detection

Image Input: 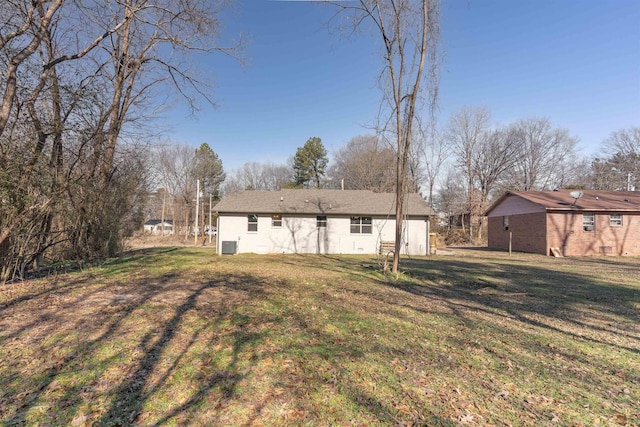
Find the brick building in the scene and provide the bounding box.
[485,190,640,256]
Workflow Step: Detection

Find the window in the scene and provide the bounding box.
[610,214,623,227]
[271,214,282,228]
[317,215,327,228]
[350,216,372,234]
[503,216,509,231]
[582,213,595,231]
[248,214,258,232]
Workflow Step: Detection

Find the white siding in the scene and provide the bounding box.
[487,195,545,217]
[217,214,428,255]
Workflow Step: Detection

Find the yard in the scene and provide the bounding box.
[0,248,638,426]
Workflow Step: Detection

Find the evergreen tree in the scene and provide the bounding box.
[193,143,225,199]
[293,137,328,188]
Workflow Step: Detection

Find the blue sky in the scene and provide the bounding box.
[165,0,640,172]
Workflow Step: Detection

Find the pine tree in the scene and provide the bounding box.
[293,137,328,188]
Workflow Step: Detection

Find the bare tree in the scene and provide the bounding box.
[329,135,396,192]
[153,143,200,237]
[0,0,242,282]
[435,166,466,226]
[417,128,449,208]
[223,161,292,193]
[600,127,640,191]
[507,118,579,191]
[604,127,640,157]
[472,128,519,239]
[0,0,64,137]
[329,0,440,273]
[446,106,491,241]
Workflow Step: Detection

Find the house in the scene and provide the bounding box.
[484,190,640,256]
[143,219,174,235]
[214,189,435,255]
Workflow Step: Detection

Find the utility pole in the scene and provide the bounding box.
[194,179,200,246]
[628,172,632,191]
[161,189,166,235]
[208,193,213,244]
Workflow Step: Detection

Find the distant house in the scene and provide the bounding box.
[214,189,435,255]
[143,219,174,235]
[485,190,640,256]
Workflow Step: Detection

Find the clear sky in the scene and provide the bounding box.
[165,0,640,172]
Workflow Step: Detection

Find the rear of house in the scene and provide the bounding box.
[215,189,434,255]
[486,190,640,256]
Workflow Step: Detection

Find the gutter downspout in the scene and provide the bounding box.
[216,212,220,256]
[427,216,430,255]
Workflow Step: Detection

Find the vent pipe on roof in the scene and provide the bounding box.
[280,196,283,201]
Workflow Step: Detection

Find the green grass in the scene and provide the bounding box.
[0,248,638,426]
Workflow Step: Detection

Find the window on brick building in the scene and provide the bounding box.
[582,213,595,231]
[503,216,509,230]
[609,214,622,227]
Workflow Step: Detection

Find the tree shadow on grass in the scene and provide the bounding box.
[3,249,638,426]
[279,253,639,353]
[394,257,640,351]
[0,248,270,426]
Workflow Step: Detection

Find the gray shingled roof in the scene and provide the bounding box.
[215,189,434,217]
[485,189,640,215]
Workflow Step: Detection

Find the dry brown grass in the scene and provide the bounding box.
[0,248,638,426]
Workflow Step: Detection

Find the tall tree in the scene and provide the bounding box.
[604,127,640,158]
[417,128,449,208]
[329,0,441,273]
[507,118,579,191]
[446,106,491,241]
[224,161,291,193]
[293,137,328,188]
[601,127,640,191]
[0,0,64,138]
[329,135,396,192]
[471,128,519,239]
[436,166,467,226]
[153,143,199,237]
[0,0,241,282]
[193,143,225,199]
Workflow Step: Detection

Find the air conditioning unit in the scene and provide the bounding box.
[221,241,237,255]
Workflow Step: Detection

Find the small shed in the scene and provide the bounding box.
[484,190,640,256]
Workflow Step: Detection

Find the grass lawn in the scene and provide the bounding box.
[0,248,638,426]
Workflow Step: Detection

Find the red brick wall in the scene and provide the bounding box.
[547,212,640,256]
[488,212,548,255]
[489,212,640,256]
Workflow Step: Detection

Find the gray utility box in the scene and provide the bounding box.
[221,241,237,255]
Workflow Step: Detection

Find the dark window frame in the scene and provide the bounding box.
[350,216,372,234]
[582,213,595,232]
[248,214,258,232]
[317,215,327,228]
[609,214,623,227]
[271,214,282,228]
